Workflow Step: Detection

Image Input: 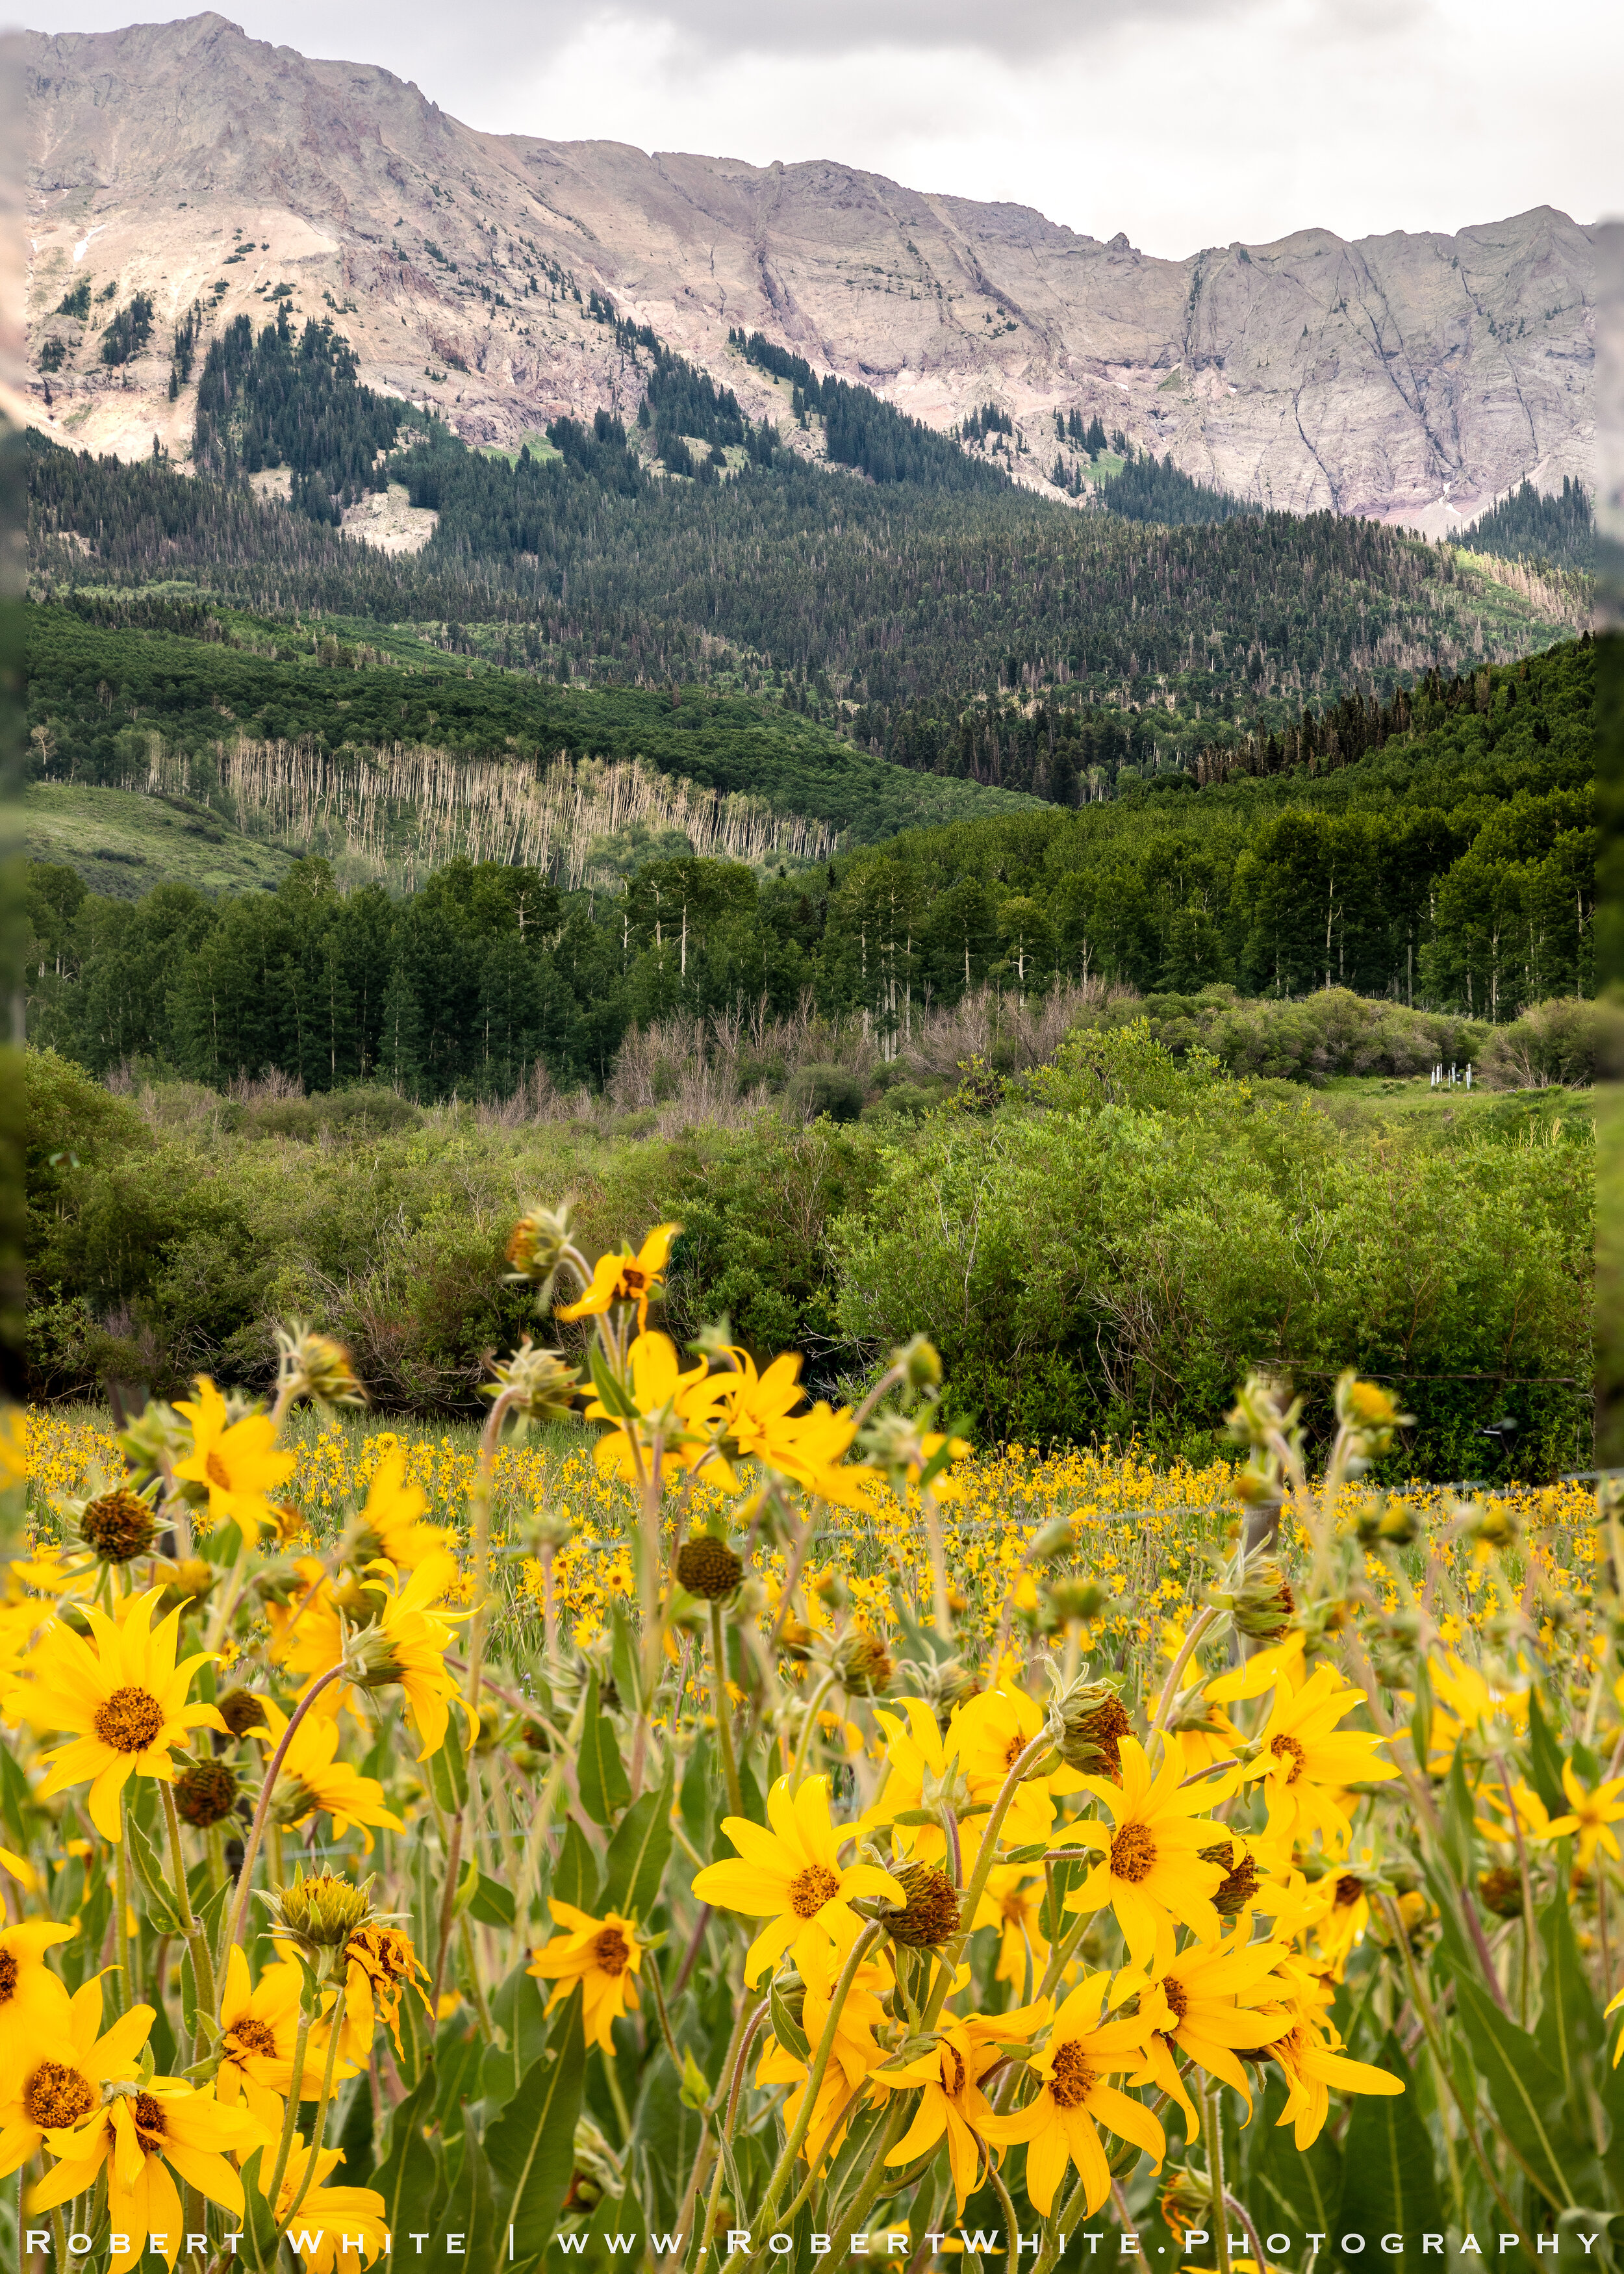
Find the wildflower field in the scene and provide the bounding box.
[0,1207,1616,2274]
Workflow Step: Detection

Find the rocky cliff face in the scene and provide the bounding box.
[14,11,1595,528]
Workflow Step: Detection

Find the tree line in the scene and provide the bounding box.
[22,636,1593,1094]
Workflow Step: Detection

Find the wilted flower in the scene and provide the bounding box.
[483,1339,581,1429]
[505,1202,578,1309]
[1052,1677,1133,1778]
[833,1630,894,1698]
[75,1485,159,1566]
[267,1867,378,1961]
[173,1756,240,1829]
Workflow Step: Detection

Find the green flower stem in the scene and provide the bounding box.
[161,1778,216,2043]
[274,1980,348,2247]
[112,1791,132,2016]
[924,1731,1050,2030]
[1205,2078,1231,2274]
[789,1670,839,1789]
[720,1926,881,2269]
[1146,1607,1220,1767]
[824,2099,915,2243]
[1381,1892,1545,2225]
[260,1993,314,2270]
[1032,2169,1093,2274]
[217,1661,348,2014]
[709,1599,744,1820]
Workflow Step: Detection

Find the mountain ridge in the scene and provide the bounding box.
[15,11,1595,530]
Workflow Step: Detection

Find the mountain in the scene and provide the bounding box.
[16,12,1594,530]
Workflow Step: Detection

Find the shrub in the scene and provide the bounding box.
[785,1061,867,1123]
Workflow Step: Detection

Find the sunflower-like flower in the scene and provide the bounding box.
[19,1590,227,1841]
[0,1974,152,2178]
[979,1976,1164,2216]
[691,1774,904,1986]
[875,2006,1043,2209]
[342,1924,433,2061]
[29,2078,262,2274]
[341,1552,477,1761]
[1252,2000,1404,2148]
[585,1333,713,1488]
[257,1700,406,1848]
[217,1948,344,2132]
[171,1377,296,1537]
[1238,1662,1398,1845]
[528,1902,646,2055]
[1065,1736,1235,1973]
[683,1349,880,1512]
[341,1448,448,1572]
[1543,1759,1624,1871]
[1118,1927,1286,2134]
[754,1934,891,2170]
[556,1223,679,1334]
[0,1919,77,2070]
[253,2134,389,2274]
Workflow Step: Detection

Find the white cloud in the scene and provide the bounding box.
[16,0,1619,255]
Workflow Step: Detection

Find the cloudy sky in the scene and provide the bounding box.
[18,0,1620,257]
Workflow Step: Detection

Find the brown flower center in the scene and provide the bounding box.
[789,1863,841,1919]
[0,1951,18,2003]
[943,2045,967,2097]
[1160,1977,1189,2030]
[133,2091,167,2147]
[206,1450,233,1490]
[1270,1733,1308,1784]
[228,2019,278,2061]
[1334,1874,1364,1909]
[593,1928,631,1976]
[1005,1734,1028,1770]
[1048,2039,1097,2110]
[618,1266,649,1297]
[1110,1822,1157,1884]
[94,1686,166,1754]
[25,2062,96,2130]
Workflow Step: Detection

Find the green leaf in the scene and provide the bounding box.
[481,1961,552,2112]
[439,2110,498,2274]
[601,1766,674,1921]
[553,1817,599,1913]
[587,1340,637,1419]
[1239,2076,1341,2238]
[608,1602,641,1720]
[1538,1878,1603,2086]
[366,2062,444,2238]
[429,1718,470,1814]
[468,1870,517,1928]
[1332,2034,1441,2269]
[125,1812,181,1932]
[1440,1749,1475,1883]
[485,1989,587,2274]
[1449,1970,1578,2210]
[1528,1687,1569,1819]
[679,1730,713,1854]
[769,1973,809,2062]
[0,1744,32,1846]
[236,2148,282,2268]
[633,2052,707,2231]
[577,1671,631,1826]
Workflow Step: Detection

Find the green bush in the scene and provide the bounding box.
[784,1062,868,1123]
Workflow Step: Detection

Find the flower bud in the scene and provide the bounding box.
[890,1335,943,1394]
[776,1617,814,1662]
[77,1484,159,1565]
[879,1861,960,1948]
[674,1536,743,1602]
[1028,1517,1076,1565]
[1045,1575,1113,1624]
[1051,1677,1132,1778]
[1334,1371,1411,1459]
[155,1555,218,1611]
[115,1399,192,1490]
[922,1655,982,1727]
[217,1689,270,1739]
[275,1322,366,1411]
[505,1203,576,1309]
[1199,1838,1262,1918]
[833,1630,894,1698]
[1226,1372,1300,1450]
[266,1867,377,1958]
[174,1757,240,1829]
[1219,1557,1295,1641]
[1478,1865,1523,1920]
[1160,2166,1213,2244]
[484,1340,581,1427]
[1466,1500,1519,1553]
